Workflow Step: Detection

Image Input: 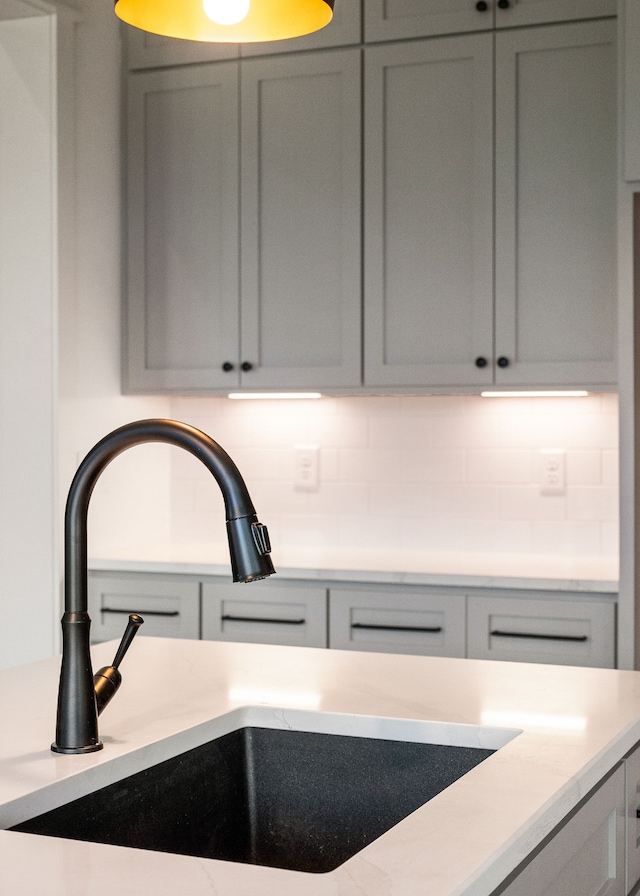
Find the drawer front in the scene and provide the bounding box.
[467,595,615,668]
[329,588,466,657]
[498,765,625,896]
[88,573,200,642]
[626,743,640,894]
[201,581,328,648]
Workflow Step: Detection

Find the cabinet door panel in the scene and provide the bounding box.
[240,50,361,388]
[88,573,201,641]
[495,0,616,29]
[125,64,240,392]
[467,594,615,667]
[365,0,493,42]
[364,35,494,387]
[494,21,617,387]
[241,0,361,56]
[125,26,239,70]
[202,580,328,647]
[329,588,466,657]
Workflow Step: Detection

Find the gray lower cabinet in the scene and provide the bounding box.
[201,579,328,647]
[625,742,640,894]
[88,571,617,668]
[328,587,466,657]
[467,594,616,668]
[88,572,201,642]
[495,764,625,896]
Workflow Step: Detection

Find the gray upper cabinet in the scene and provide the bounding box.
[364,19,617,389]
[363,34,495,388]
[124,26,239,70]
[125,49,361,393]
[124,0,360,69]
[364,0,616,42]
[623,0,640,182]
[494,20,617,387]
[125,62,240,392]
[239,50,362,390]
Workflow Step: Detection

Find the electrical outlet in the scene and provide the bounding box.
[538,449,566,495]
[294,445,319,491]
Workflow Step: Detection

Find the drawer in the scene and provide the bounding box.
[498,764,625,896]
[329,588,466,657]
[201,580,328,648]
[88,573,200,642]
[467,595,615,668]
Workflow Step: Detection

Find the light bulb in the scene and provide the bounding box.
[202,0,250,25]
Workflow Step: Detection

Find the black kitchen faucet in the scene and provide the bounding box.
[52,418,275,754]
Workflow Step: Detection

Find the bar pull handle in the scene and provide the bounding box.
[351,623,443,634]
[102,607,180,618]
[221,614,305,626]
[490,630,588,643]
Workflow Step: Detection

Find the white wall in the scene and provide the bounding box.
[57,0,171,579]
[0,13,58,669]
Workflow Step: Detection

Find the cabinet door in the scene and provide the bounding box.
[329,587,466,657]
[495,0,616,29]
[201,579,328,647]
[241,0,361,57]
[494,21,617,387]
[467,594,616,667]
[623,0,640,182]
[365,0,494,42]
[125,63,241,393]
[239,50,362,389]
[88,573,201,642]
[626,743,640,894]
[499,765,625,896]
[364,35,494,387]
[364,0,614,42]
[125,25,239,70]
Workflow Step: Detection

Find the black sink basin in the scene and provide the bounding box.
[13,726,494,873]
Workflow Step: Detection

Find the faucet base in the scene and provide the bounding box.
[51,742,103,754]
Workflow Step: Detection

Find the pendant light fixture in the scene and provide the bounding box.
[114,0,335,43]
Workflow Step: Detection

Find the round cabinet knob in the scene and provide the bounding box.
[497,0,510,7]
[475,1,488,10]
[241,361,253,372]
[497,356,510,368]
[475,356,488,369]
[222,361,235,372]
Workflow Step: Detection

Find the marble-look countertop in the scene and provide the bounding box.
[1,638,639,895]
[88,544,619,593]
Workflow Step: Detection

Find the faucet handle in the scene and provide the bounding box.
[93,613,144,716]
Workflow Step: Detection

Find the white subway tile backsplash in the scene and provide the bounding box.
[566,451,602,485]
[167,394,619,565]
[466,450,534,483]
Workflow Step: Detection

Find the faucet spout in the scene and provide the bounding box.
[52,419,275,755]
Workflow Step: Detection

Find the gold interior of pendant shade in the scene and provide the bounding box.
[115,0,334,42]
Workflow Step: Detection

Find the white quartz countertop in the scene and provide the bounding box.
[1,638,639,895]
[88,545,619,593]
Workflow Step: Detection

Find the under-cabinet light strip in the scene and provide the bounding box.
[228,392,323,400]
[481,391,589,398]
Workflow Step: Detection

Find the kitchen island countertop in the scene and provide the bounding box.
[0,637,638,895]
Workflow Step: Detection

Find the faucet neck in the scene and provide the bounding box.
[64,419,258,614]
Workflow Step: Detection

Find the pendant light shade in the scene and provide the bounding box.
[114,0,335,42]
